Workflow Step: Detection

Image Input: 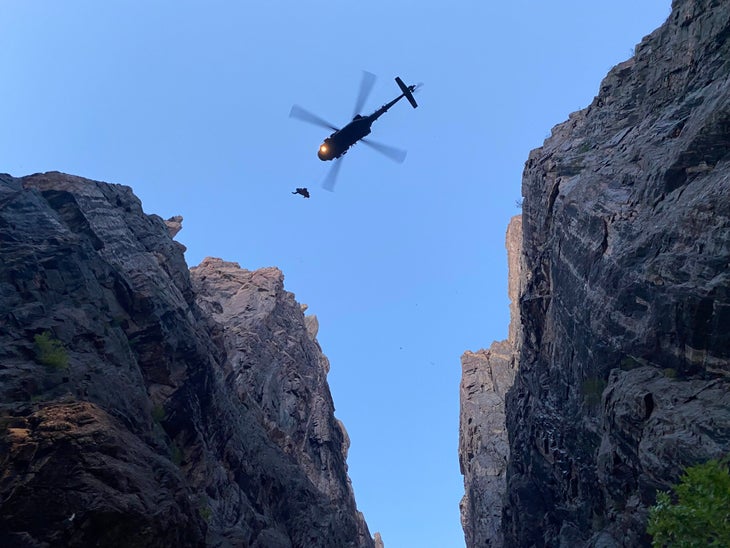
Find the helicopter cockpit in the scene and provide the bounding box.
[318,139,335,161]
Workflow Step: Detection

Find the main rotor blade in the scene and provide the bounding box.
[322,158,344,192]
[361,138,407,163]
[352,71,376,118]
[289,105,339,131]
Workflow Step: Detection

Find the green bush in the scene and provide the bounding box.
[619,355,641,371]
[34,331,69,370]
[199,504,212,522]
[577,141,593,154]
[582,377,607,409]
[152,404,166,423]
[171,442,184,466]
[647,459,730,547]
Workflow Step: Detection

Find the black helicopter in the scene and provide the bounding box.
[289,71,419,190]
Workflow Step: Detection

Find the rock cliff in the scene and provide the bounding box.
[0,172,376,547]
[462,0,730,546]
[459,216,521,548]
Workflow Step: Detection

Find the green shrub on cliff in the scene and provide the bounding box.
[647,459,730,547]
[33,331,69,370]
[581,377,607,410]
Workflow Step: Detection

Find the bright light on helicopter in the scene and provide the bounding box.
[319,144,328,153]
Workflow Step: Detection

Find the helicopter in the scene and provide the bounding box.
[289,71,420,190]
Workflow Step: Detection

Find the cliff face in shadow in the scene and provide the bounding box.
[0,172,375,547]
[503,0,730,546]
[460,0,730,546]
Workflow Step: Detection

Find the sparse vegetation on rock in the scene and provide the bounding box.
[647,459,730,547]
[33,331,68,370]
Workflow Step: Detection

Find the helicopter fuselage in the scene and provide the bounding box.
[318,115,373,160]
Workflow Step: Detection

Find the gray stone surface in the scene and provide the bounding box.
[165,215,184,238]
[191,258,372,546]
[0,172,375,547]
[459,216,522,547]
[501,0,730,546]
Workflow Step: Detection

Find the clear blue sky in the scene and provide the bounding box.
[2,2,671,546]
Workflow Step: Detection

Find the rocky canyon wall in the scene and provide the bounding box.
[459,216,522,547]
[0,172,375,547]
[462,0,730,546]
[506,0,730,545]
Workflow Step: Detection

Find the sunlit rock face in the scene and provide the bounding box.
[190,258,373,547]
[0,172,375,547]
[459,216,522,547]
[502,0,730,546]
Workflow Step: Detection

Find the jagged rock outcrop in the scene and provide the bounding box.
[165,215,184,238]
[459,216,522,547]
[459,345,513,548]
[0,172,375,547]
[190,258,371,545]
[502,1,730,546]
